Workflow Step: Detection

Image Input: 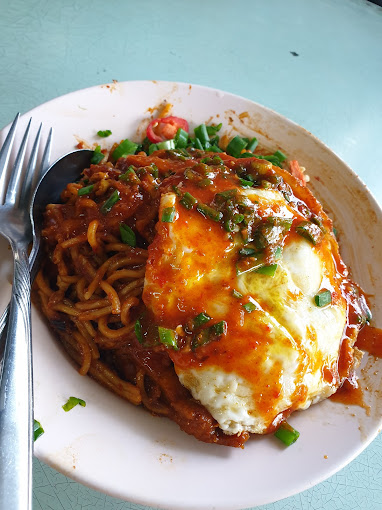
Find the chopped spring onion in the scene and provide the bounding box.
[157,139,175,150]
[239,177,253,188]
[101,190,120,214]
[62,396,86,412]
[238,152,257,158]
[77,184,94,196]
[226,136,248,158]
[192,320,227,349]
[243,301,257,313]
[197,178,212,188]
[274,246,283,259]
[175,128,189,148]
[196,203,223,222]
[97,129,112,138]
[192,328,210,349]
[162,206,176,222]
[149,143,158,154]
[135,319,143,343]
[215,188,237,203]
[194,124,210,146]
[255,263,278,277]
[273,150,287,162]
[212,320,227,336]
[206,145,221,153]
[206,123,222,136]
[180,192,197,210]
[33,419,44,441]
[314,289,332,307]
[119,167,140,183]
[239,247,257,256]
[172,185,182,196]
[274,422,300,446]
[193,312,212,328]
[232,213,245,224]
[296,221,324,245]
[91,145,104,164]
[112,139,138,161]
[119,223,136,247]
[246,137,259,152]
[194,137,204,150]
[158,327,178,350]
[232,289,243,299]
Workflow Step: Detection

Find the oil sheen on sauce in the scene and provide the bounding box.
[143,153,369,432]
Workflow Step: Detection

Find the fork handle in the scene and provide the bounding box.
[0,243,33,509]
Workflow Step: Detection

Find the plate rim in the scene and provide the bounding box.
[2,79,382,510]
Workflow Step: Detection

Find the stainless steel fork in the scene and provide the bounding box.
[0,120,52,367]
[0,114,51,510]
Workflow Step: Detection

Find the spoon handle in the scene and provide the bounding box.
[0,243,33,509]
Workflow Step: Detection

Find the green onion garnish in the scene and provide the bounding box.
[193,312,212,328]
[274,246,283,259]
[78,184,94,196]
[243,301,257,313]
[238,152,257,159]
[274,422,300,446]
[175,128,189,148]
[119,167,140,183]
[158,327,178,350]
[314,289,332,307]
[180,192,197,210]
[246,137,259,152]
[296,221,324,245]
[239,178,253,188]
[119,223,136,247]
[162,206,176,222]
[157,139,175,150]
[273,150,287,162]
[206,123,222,136]
[135,319,143,343]
[255,264,278,277]
[194,124,210,146]
[192,328,210,349]
[232,289,243,299]
[33,419,44,441]
[215,189,237,203]
[149,143,158,154]
[112,139,138,161]
[91,145,104,164]
[97,129,112,138]
[212,321,227,336]
[194,138,203,150]
[206,145,221,153]
[62,396,86,412]
[196,203,223,222]
[226,136,248,158]
[197,178,212,188]
[232,213,245,224]
[101,190,120,214]
[239,247,257,256]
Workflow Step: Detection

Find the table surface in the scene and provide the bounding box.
[1,0,382,509]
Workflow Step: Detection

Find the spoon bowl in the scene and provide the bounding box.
[29,149,93,278]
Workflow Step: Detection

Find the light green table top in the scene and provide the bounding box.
[1,0,382,509]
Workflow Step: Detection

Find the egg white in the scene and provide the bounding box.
[145,186,347,435]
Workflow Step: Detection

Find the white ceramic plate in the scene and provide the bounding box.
[1,81,381,510]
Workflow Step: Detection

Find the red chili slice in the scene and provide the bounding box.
[289,160,307,187]
[146,116,189,143]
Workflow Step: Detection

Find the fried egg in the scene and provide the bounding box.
[143,163,355,435]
